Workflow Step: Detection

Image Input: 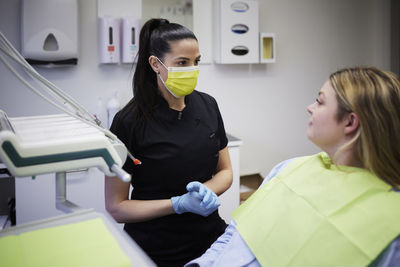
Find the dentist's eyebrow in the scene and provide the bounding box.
[175,56,190,60]
[174,55,201,60]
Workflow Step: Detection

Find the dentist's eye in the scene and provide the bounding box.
[316,98,322,104]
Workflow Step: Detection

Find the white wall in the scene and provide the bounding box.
[201,0,391,176]
[0,0,391,222]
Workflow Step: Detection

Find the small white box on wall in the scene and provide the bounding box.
[121,17,140,64]
[21,0,78,65]
[98,17,120,64]
[214,0,259,64]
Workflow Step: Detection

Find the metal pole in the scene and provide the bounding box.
[55,171,82,213]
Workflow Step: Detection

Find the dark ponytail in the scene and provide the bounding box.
[121,18,197,123]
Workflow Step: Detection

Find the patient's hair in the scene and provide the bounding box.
[329,67,400,187]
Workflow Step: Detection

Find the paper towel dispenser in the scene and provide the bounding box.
[21,0,79,66]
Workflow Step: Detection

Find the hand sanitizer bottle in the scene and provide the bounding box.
[107,91,120,128]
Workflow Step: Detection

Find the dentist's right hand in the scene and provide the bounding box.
[171,181,220,217]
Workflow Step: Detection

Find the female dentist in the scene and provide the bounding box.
[105,18,233,267]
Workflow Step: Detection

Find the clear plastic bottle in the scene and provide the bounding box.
[95,97,107,127]
[107,91,120,128]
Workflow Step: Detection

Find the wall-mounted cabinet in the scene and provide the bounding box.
[213,0,259,64]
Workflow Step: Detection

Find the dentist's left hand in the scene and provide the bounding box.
[171,181,220,216]
[186,181,220,209]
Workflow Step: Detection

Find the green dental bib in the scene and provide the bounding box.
[232,153,400,267]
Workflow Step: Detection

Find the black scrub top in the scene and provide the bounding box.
[110,91,228,267]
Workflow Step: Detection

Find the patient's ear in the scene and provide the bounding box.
[344,112,359,135]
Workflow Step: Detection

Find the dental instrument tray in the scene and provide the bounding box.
[0,110,130,181]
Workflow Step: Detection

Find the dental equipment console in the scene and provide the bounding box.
[0,111,130,180]
[0,110,131,213]
[0,31,138,213]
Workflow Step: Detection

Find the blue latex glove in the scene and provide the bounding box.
[171,182,220,216]
[186,181,219,209]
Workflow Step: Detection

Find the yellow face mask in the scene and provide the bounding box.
[157,58,199,98]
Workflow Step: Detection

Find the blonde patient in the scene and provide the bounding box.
[185,66,400,267]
